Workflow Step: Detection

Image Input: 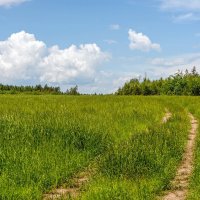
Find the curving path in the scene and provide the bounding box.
[161,113,198,200]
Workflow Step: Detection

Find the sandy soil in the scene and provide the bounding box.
[43,170,91,200]
[161,113,198,200]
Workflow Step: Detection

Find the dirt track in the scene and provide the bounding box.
[162,113,198,200]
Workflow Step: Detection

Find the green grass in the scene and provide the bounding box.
[0,95,197,199]
[80,98,190,200]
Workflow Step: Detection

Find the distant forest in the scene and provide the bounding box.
[116,67,200,96]
[0,83,80,95]
[0,67,200,96]
[0,84,62,94]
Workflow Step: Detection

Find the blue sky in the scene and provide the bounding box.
[0,0,200,93]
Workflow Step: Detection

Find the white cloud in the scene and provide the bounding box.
[151,53,200,68]
[128,29,161,52]
[104,39,117,45]
[160,0,200,22]
[149,53,200,78]
[110,24,120,30]
[79,71,139,94]
[40,44,109,83]
[112,74,138,88]
[0,31,46,81]
[151,57,185,67]
[160,0,200,11]
[0,31,109,85]
[173,13,200,22]
[0,0,28,7]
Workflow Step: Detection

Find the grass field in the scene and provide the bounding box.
[0,95,199,199]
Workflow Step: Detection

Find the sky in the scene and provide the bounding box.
[0,0,200,93]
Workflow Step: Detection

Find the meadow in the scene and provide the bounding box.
[0,95,199,199]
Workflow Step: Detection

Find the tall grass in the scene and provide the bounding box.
[80,98,190,200]
[0,95,166,199]
[1,96,198,199]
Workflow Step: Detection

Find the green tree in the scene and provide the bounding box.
[66,85,80,95]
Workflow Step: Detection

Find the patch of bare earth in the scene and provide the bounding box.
[162,110,172,123]
[43,169,93,200]
[161,113,198,200]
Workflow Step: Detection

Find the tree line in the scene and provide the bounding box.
[0,84,62,94]
[1,67,199,96]
[0,83,81,95]
[116,67,200,96]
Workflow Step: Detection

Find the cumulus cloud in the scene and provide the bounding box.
[0,31,46,82]
[160,0,200,11]
[0,0,28,7]
[0,31,109,85]
[128,29,161,52]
